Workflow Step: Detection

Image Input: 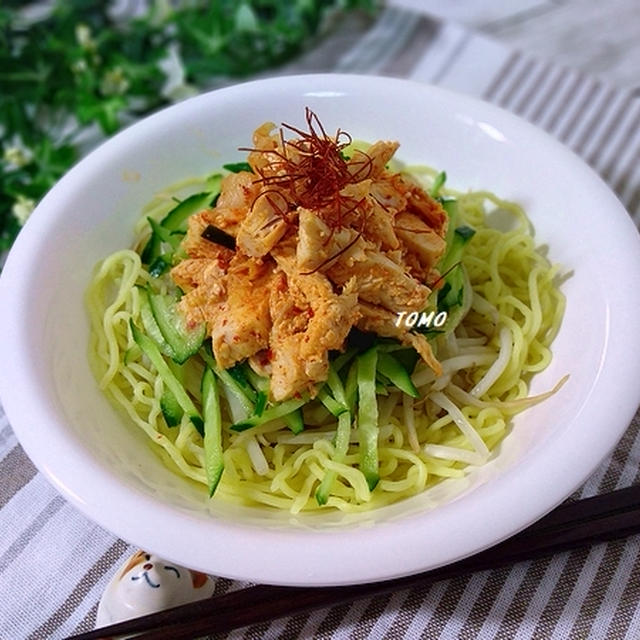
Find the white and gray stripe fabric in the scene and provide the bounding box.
[2,6,640,639]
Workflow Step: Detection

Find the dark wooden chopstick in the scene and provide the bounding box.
[66,484,640,640]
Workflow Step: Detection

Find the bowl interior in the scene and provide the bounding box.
[2,74,640,585]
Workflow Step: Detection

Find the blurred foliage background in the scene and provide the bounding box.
[0,0,377,251]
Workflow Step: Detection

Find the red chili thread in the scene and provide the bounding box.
[240,108,373,229]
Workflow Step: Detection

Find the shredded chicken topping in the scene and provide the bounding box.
[171,109,448,401]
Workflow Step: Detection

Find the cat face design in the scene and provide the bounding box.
[102,550,213,622]
[119,550,209,590]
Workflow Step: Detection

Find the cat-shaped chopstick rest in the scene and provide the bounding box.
[97,550,215,628]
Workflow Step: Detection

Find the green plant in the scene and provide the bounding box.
[0,0,377,251]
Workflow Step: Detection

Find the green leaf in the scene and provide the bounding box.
[234,4,259,32]
[223,161,252,173]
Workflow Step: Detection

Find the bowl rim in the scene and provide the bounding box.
[2,73,640,586]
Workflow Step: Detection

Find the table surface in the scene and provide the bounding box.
[1,2,640,639]
[389,0,640,90]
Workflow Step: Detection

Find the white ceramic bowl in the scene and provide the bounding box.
[2,74,640,586]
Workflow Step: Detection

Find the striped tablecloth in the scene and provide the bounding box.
[2,6,640,639]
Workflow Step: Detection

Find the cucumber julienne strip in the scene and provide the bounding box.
[329,347,357,376]
[231,397,308,432]
[160,191,217,232]
[376,351,419,398]
[357,346,380,491]
[344,360,358,411]
[242,364,269,394]
[429,170,447,197]
[202,367,224,497]
[317,386,348,417]
[315,411,353,506]
[316,360,352,505]
[326,359,349,406]
[226,363,258,404]
[283,408,305,435]
[200,344,255,417]
[254,391,267,417]
[147,290,205,364]
[160,389,183,427]
[129,320,203,435]
[141,190,217,265]
[138,287,176,360]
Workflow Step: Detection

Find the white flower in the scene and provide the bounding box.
[71,58,88,75]
[12,195,36,225]
[75,23,96,51]
[100,67,130,96]
[158,44,197,102]
[2,136,33,170]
